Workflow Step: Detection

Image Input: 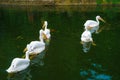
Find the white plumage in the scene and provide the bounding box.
[6,51,30,73]
[39,21,51,40]
[84,15,105,33]
[25,29,45,55]
[26,41,45,55]
[81,30,93,53]
[44,21,51,39]
[81,30,93,42]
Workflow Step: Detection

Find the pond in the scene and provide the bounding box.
[0,5,120,80]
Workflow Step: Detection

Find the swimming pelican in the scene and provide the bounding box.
[40,21,51,44]
[6,51,30,73]
[81,30,95,43]
[24,29,45,56]
[84,15,105,34]
[38,21,51,50]
[42,21,51,39]
[81,30,96,53]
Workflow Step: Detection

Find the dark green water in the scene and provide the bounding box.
[0,6,120,80]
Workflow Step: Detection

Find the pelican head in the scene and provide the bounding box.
[44,21,48,26]
[42,21,48,30]
[96,15,105,23]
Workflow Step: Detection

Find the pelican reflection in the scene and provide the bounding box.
[80,30,96,53]
[7,67,31,80]
[30,51,46,66]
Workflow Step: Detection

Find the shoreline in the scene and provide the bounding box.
[0,2,120,12]
[0,5,119,12]
[0,2,120,6]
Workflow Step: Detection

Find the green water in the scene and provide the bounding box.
[0,6,120,80]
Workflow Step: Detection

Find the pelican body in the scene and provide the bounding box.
[6,51,30,73]
[81,30,93,53]
[25,30,45,55]
[81,30,93,43]
[26,41,45,55]
[84,16,105,34]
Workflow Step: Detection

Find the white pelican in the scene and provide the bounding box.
[84,15,105,34]
[24,29,45,56]
[42,21,51,39]
[40,21,51,44]
[81,30,94,43]
[6,51,30,73]
[81,30,96,53]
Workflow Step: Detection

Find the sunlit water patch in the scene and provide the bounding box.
[80,63,112,80]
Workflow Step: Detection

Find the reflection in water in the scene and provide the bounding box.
[82,42,92,53]
[30,38,50,66]
[6,47,47,80]
[80,63,112,80]
[7,67,32,80]
[81,30,94,53]
[1,6,119,80]
[30,51,46,66]
[6,37,50,80]
[30,21,51,66]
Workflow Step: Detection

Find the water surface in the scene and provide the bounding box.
[0,5,120,80]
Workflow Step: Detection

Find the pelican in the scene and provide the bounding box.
[6,51,30,73]
[81,30,96,53]
[81,30,94,43]
[84,15,105,34]
[42,21,51,39]
[40,21,51,44]
[24,30,45,56]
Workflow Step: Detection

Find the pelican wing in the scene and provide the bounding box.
[84,20,98,27]
[6,58,30,73]
[27,41,45,54]
[81,31,93,42]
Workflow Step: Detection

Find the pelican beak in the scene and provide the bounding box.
[99,17,106,23]
[42,23,45,29]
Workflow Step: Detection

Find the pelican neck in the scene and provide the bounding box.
[25,51,30,60]
[45,25,47,30]
[96,17,100,24]
[39,30,44,42]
